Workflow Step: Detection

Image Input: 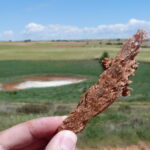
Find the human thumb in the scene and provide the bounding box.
[45,130,77,150]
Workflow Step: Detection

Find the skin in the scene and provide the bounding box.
[0,116,77,150]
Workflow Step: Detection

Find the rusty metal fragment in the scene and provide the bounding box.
[58,30,147,133]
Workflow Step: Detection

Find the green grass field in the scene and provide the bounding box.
[0,41,150,149]
[0,41,150,61]
[1,102,150,148]
[0,60,150,103]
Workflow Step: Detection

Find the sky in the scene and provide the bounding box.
[0,0,150,40]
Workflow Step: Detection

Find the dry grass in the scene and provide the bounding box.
[77,142,150,150]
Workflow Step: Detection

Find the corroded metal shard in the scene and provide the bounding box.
[58,30,147,134]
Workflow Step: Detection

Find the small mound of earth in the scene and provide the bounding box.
[1,75,88,91]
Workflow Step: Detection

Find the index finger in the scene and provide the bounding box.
[0,116,66,150]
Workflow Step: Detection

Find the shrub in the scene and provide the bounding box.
[116,42,122,45]
[99,51,109,70]
[24,39,31,42]
[54,105,71,115]
[118,104,131,113]
[106,42,112,45]
[99,52,109,63]
[16,103,49,114]
[116,38,121,41]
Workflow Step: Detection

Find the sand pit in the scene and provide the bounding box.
[1,75,87,91]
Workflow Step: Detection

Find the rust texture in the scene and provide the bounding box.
[58,30,147,133]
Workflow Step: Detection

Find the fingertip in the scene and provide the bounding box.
[46,130,77,150]
[59,130,77,143]
[61,116,68,120]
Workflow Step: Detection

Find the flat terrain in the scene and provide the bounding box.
[0,41,150,62]
[0,60,149,103]
[0,40,150,149]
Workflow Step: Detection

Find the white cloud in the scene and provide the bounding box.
[0,19,150,41]
[0,30,14,41]
[24,23,46,33]
[3,30,14,36]
[22,19,150,40]
[129,18,150,25]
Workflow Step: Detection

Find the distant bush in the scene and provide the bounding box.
[99,51,109,63]
[54,105,71,115]
[24,39,31,42]
[116,38,121,41]
[106,42,112,45]
[16,103,49,114]
[116,42,122,45]
[118,104,131,113]
[141,45,150,48]
[6,91,18,95]
[99,51,109,70]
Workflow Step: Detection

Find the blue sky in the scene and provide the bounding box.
[0,0,150,40]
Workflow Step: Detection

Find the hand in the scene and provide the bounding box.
[0,116,77,150]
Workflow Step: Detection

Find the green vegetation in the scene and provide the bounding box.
[79,104,150,148]
[0,41,150,148]
[99,51,109,62]
[0,102,150,148]
[0,41,150,62]
[99,51,109,70]
[16,103,50,114]
[0,60,149,103]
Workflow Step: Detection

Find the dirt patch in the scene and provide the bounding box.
[2,75,88,91]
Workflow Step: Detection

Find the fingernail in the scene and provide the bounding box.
[46,130,77,150]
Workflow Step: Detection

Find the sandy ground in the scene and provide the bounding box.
[15,80,83,90]
[1,75,87,91]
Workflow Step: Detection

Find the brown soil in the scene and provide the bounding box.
[2,74,88,91]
